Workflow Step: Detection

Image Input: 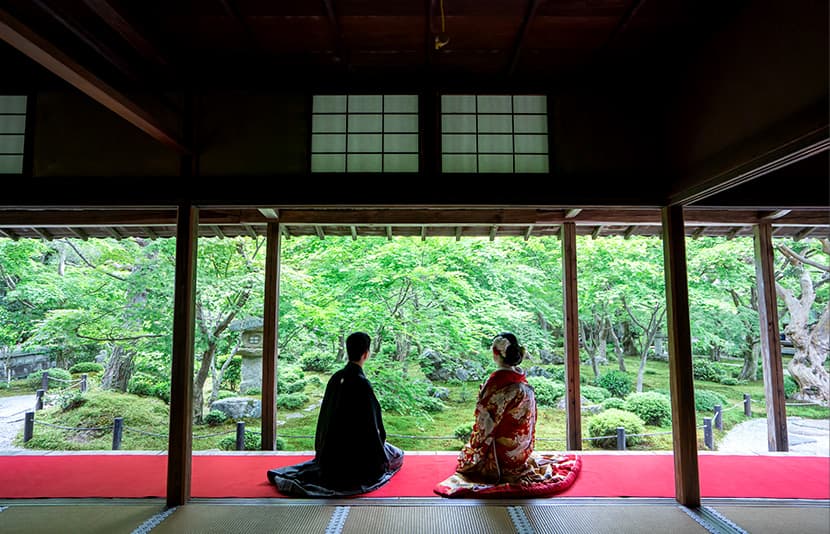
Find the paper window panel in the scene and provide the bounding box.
[478,154,513,172]
[477,95,512,113]
[312,134,346,153]
[348,134,382,153]
[383,154,419,172]
[0,135,24,154]
[0,115,26,134]
[311,154,346,172]
[348,95,382,113]
[384,114,418,132]
[513,115,547,134]
[348,153,382,172]
[442,115,477,133]
[514,134,548,154]
[442,95,476,113]
[348,115,382,133]
[384,134,418,153]
[442,154,476,172]
[477,134,513,153]
[384,95,418,112]
[312,95,346,113]
[513,95,546,114]
[0,95,27,114]
[442,134,477,153]
[515,154,549,173]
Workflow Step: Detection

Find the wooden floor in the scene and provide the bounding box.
[0,498,827,534]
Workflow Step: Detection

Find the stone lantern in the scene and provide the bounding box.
[230,318,264,393]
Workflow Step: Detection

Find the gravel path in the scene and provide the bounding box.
[718,416,829,456]
[0,394,35,450]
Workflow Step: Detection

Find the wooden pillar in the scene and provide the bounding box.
[262,222,281,450]
[166,202,198,507]
[661,206,700,508]
[753,223,788,451]
[561,222,582,450]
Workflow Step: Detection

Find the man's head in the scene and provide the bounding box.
[346,332,371,362]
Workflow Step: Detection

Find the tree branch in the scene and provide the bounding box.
[776,243,830,273]
[63,239,127,281]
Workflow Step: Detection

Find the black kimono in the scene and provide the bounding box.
[267,362,404,496]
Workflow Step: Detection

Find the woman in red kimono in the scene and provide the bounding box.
[434,332,581,498]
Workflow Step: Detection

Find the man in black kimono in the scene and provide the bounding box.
[267,332,404,496]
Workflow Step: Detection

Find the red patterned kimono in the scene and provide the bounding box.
[434,368,581,498]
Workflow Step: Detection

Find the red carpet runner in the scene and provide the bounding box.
[1,453,827,499]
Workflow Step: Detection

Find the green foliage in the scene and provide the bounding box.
[595,370,631,398]
[454,423,473,442]
[276,393,308,410]
[720,377,739,386]
[277,379,305,394]
[580,385,611,403]
[204,409,228,426]
[421,396,445,413]
[625,392,671,426]
[527,376,566,407]
[217,390,236,400]
[601,397,627,410]
[127,372,171,404]
[694,389,726,412]
[244,388,261,396]
[47,389,86,411]
[68,362,104,374]
[300,353,338,373]
[587,409,645,449]
[692,359,727,382]
[217,429,278,451]
[366,358,436,418]
[27,368,72,390]
[546,366,566,382]
[783,375,799,398]
[217,354,241,391]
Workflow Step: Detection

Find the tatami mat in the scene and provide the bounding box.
[711,504,830,534]
[150,504,336,534]
[524,503,709,534]
[0,503,165,534]
[340,505,517,534]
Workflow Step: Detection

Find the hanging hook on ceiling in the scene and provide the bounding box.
[434,0,450,50]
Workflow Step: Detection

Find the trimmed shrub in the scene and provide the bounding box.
[217,429,283,451]
[694,389,726,412]
[581,385,611,403]
[244,388,261,396]
[27,368,72,390]
[692,359,726,383]
[127,372,170,403]
[300,353,338,373]
[587,409,645,449]
[204,409,228,426]
[217,355,241,391]
[601,397,627,411]
[783,375,799,398]
[454,423,473,442]
[217,390,236,400]
[548,366,566,382]
[277,378,305,395]
[625,392,671,426]
[69,362,104,374]
[527,376,566,407]
[277,392,308,410]
[420,396,445,413]
[595,370,631,398]
[719,377,739,386]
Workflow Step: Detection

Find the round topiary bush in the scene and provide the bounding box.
[204,409,228,427]
[692,359,726,383]
[527,376,566,407]
[601,397,627,411]
[454,423,473,442]
[27,368,72,390]
[587,409,646,449]
[581,384,611,403]
[625,391,671,426]
[595,370,632,398]
[300,353,337,373]
[276,392,309,410]
[68,362,104,374]
[719,377,738,386]
[694,389,726,411]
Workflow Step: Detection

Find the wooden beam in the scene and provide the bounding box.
[561,222,581,450]
[661,206,700,508]
[0,7,188,154]
[691,227,705,239]
[350,225,357,240]
[211,225,225,239]
[591,225,603,240]
[81,0,170,66]
[262,222,281,450]
[623,225,635,239]
[753,223,789,452]
[106,226,123,240]
[281,225,291,240]
[386,226,392,240]
[315,225,325,240]
[524,225,533,241]
[32,227,53,241]
[258,208,278,219]
[1,228,19,241]
[321,0,347,64]
[0,228,11,239]
[565,208,582,218]
[167,203,198,507]
[218,0,261,51]
[726,227,740,240]
[794,227,815,241]
[761,209,792,220]
[455,226,461,241]
[489,225,498,241]
[506,0,541,77]
[420,226,426,241]
[65,227,85,240]
[144,227,158,240]
[244,224,257,239]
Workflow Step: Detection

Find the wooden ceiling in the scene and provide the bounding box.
[0,0,733,89]
[0,207,825,241]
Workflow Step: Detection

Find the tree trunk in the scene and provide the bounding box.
[777,265,830,406]
[336,330,346,361]
[395,332,410,361]
[621,320,637,355]
[579,320,599,379]
[193,344,216,423]
[738,334,760,381]
[101,344,134,391]
[609,321,626,372]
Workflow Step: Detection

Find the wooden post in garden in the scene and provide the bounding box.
[753,223,788,452]
[23,411,34,442]
[703,418,713,450]
[112,417,123,450]
[661,206,701,508]
[714,405,722,430]
[236,421,245,451]
[616,427,626,451]
[41,372,48,391]
[262,222,281,450]
[561,222,582,450]
[35,389,44,410]
[744,394,752,417]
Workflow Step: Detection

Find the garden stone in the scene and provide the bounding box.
[526,366,553,379]
[420,349,454,381]
[429,386,450,400]
[210,397,261,419]
[556,396,602,414]
[539,350,564,365]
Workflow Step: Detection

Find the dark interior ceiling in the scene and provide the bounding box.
[0,0,736,90]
